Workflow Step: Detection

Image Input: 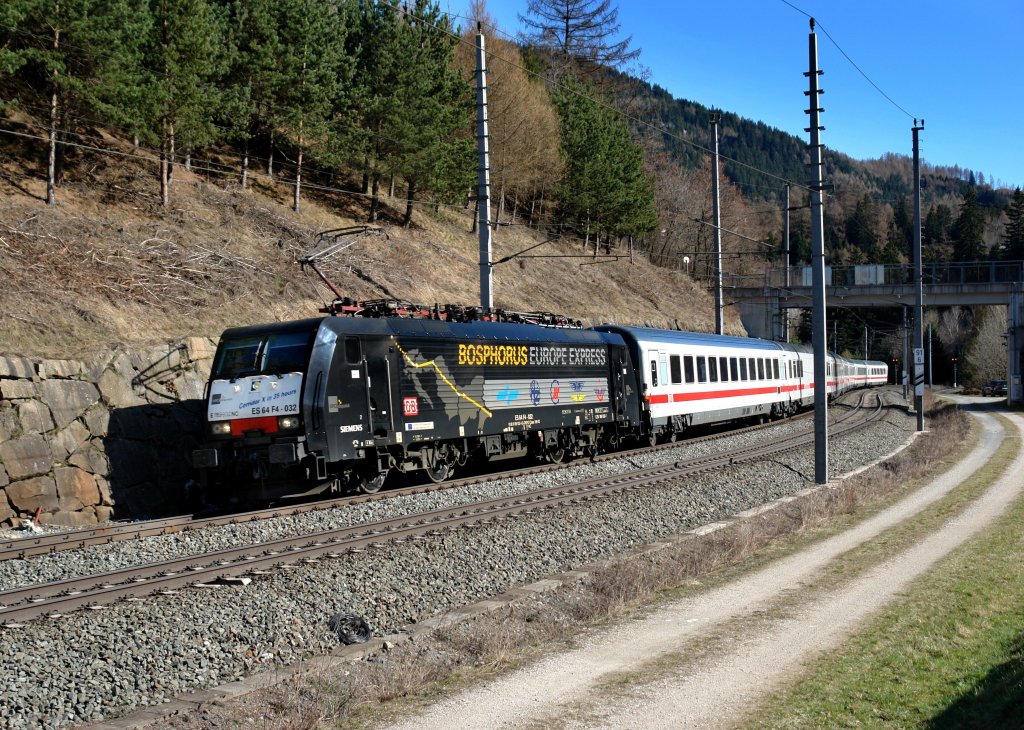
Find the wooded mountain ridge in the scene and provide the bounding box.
[1,0,1020,386]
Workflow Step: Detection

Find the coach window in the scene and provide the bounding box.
[757,358,765,380]
[719,357,729,382]
[773,360,780,380]
[670,355,682,384]
[748,358,756,380]
[730,357,739,381]
[708,357,718,382]
[739,358,748,380]
[684,356,695,383]
[650,359,658,386]
[697,356,707,383]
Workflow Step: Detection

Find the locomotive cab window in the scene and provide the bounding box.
[213,330,314,379]
[345,337,362,364]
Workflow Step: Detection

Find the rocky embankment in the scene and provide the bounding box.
[0,340,215,526]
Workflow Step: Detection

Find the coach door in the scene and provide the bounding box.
[611,345,639,422]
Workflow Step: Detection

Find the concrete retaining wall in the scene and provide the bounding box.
[0,338,216,526]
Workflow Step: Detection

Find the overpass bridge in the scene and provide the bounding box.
[727,261,1024,404]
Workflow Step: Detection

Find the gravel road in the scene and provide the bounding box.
[381,398,1020,729]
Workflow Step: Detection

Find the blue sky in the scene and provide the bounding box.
[446,0,1024,190]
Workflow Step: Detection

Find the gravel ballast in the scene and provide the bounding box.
[0,395,916,728]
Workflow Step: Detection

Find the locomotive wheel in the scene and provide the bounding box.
[546,447,567,464]
[359,472,387,494]
[425,462,451,483]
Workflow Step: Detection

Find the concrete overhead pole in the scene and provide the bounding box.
[912,121,925,431]
[805,19,829,485]
[711,113,724,335]
[782,184,791,342]
[475,24,493,309]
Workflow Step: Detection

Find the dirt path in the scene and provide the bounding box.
[385,402,1022,729]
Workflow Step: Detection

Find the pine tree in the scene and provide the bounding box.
[140,0,229,207]
[270,0,355,212]
[353,0,472,225]
[2,0,149,205]
[391,0,473,226]
[923,203,953,261]
[1001,188,1024,260]
[553,77,654,244]
[952,187,985,261]
[220,0,284,190]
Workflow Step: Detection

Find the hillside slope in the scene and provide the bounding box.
[0,150,741,358]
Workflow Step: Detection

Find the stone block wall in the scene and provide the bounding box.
[0,338,217,527]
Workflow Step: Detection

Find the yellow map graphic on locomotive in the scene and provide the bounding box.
[396,341,610,425]
[396,343,491,422]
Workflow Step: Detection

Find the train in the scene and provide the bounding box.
[190,303,889,500]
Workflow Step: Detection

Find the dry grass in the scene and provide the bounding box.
[1,145,740,358]
[162,402,970,730]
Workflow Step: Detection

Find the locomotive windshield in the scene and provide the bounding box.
[212,330,314,379]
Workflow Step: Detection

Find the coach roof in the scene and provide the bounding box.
[594,325,785,352]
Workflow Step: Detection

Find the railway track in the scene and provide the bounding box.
[0,403,823,562]
[0,392,885,626]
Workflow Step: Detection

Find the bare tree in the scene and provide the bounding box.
[519,0,640,73]
[456,22,563,229]
[964,306,1007,386]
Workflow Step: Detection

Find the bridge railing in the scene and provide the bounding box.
[725,261,1024,291]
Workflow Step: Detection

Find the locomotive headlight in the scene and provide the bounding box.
[278,415,301,430]
[210,421,232,435]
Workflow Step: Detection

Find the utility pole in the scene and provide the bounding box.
[912,120,925,430]
[928,322,933,387]
[711,112,724,335]
[782,183,791,343]
[475,24,493,309]
[902,306,909,400]
[805,19,828,485]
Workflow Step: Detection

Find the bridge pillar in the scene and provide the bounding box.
[735,291,775,340]
[1011,284,1023,406]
